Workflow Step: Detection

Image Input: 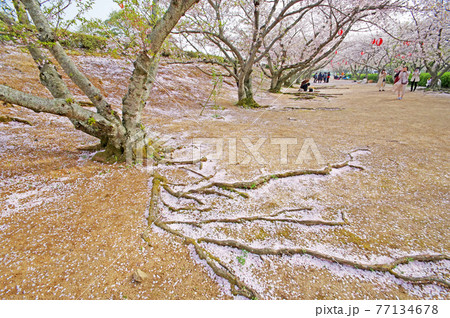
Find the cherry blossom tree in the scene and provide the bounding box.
[340,35,408,79]
[0,0,199,163]
[358,0,449,87]
[407,0,449,88]
[177,0,329,107]
[177,0,405,102]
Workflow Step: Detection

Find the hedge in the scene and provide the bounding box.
[386,75,393,84]
[414,72,450,88]
[58,31,107,51]
[357,74,379,82]
[355,72,450,88]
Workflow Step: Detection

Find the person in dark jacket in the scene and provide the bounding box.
[299,79,310,91]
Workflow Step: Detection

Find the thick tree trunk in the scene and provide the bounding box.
[236,69,259,108]
[269,75,283,93]
[0,0,200,164]
[269,69,298,93]
[22,0,127,161]
[283,73,299,87]
[11,1,124,160]
[425,63,450,89]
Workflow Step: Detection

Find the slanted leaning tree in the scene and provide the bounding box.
[0,0,199,163]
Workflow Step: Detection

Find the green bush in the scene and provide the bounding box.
[417,73,431,87]
[357,73,379,82]
[410,72,449,88]
[58,31,107,51]
[367,74,379,82]
[355,72,449,87]
[441,72,450,88]
[182,50,225,63]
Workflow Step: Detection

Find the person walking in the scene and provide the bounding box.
[410,68,420,92]
[377,69,387,91]
[393,66,409,100]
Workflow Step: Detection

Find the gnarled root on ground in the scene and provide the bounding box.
[141,151,449,299]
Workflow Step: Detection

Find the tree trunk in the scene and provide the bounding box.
[269,75,283,93]
[269,69,299,93]
[236,69,259,108]
[283,74,298,87]
[1,0,200,164]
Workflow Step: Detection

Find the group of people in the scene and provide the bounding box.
[377,67,422,100]
[302,67,440,99]
[313,72,331,83]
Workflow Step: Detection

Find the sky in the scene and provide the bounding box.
[66,0,117,21]
[1,0,118,22]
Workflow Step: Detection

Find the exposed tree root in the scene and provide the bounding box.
[163,157,363,201]
[181,167,212,178]
[141,150,449,299]
[164,208,349,227]
[144,175,261,298]
[155,221,262,299]
[160,195,212,213]
[162,184,205,205]
[160,156,207,165]
[196,237,450,288]
[77,143,103,151]
[0,115,32,125]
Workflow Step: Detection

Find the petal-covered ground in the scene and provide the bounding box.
[0,45,449,299]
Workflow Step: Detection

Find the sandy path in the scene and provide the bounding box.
[0,46,448,299]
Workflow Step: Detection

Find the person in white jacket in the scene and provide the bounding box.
[410,68,420,92]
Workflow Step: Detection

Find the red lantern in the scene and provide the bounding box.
[361,51,364,55]
[376,38,383,46]
[338,29,344,36]
[119,2,124,8]
[401,56,405,59]
[335,51,338,54]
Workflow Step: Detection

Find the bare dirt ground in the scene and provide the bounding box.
[0,45,449,299]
